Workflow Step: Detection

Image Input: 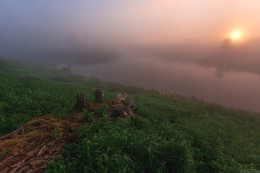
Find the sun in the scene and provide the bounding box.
[230,30,242,40]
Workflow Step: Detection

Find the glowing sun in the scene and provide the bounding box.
[230,31,242,40]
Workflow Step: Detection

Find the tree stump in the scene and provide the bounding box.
[125,98,138,111]
[107,93,136,119]
[75,93,88,112]
[115,92,128,102]
[92,89,104,103]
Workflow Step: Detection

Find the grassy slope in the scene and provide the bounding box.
[0,58,259,172]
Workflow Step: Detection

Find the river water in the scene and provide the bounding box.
[71,55,260,113]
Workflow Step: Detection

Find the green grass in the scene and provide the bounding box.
[0,58,260,172]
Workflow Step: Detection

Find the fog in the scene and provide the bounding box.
[1,0,260,112]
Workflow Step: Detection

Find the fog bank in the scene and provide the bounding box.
[1,0,260,112]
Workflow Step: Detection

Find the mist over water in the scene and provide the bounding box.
[71,51,260,112]
[1,0,260,112]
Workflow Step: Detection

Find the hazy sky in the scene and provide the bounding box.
[1,0,260,112]
[1,0,260,46]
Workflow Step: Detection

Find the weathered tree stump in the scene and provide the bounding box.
[95,89,104,103]
[89,89,104,103]
[75,93,88,112]
[125,98,138,112]
[115,93,137,112]
[107,92,137,119]
[115,92,128,102]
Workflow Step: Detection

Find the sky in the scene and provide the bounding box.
[1,0,260,112]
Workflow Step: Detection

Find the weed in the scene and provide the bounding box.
[83,109,94,123]
[94,104,108,118]
[52,126,63,140]
[1,147,8,153]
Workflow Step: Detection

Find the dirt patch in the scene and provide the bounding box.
[0,113,84,173]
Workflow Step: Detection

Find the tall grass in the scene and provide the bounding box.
[0,58,260,172]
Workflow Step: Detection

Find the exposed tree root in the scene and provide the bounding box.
[0,114,84,173]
